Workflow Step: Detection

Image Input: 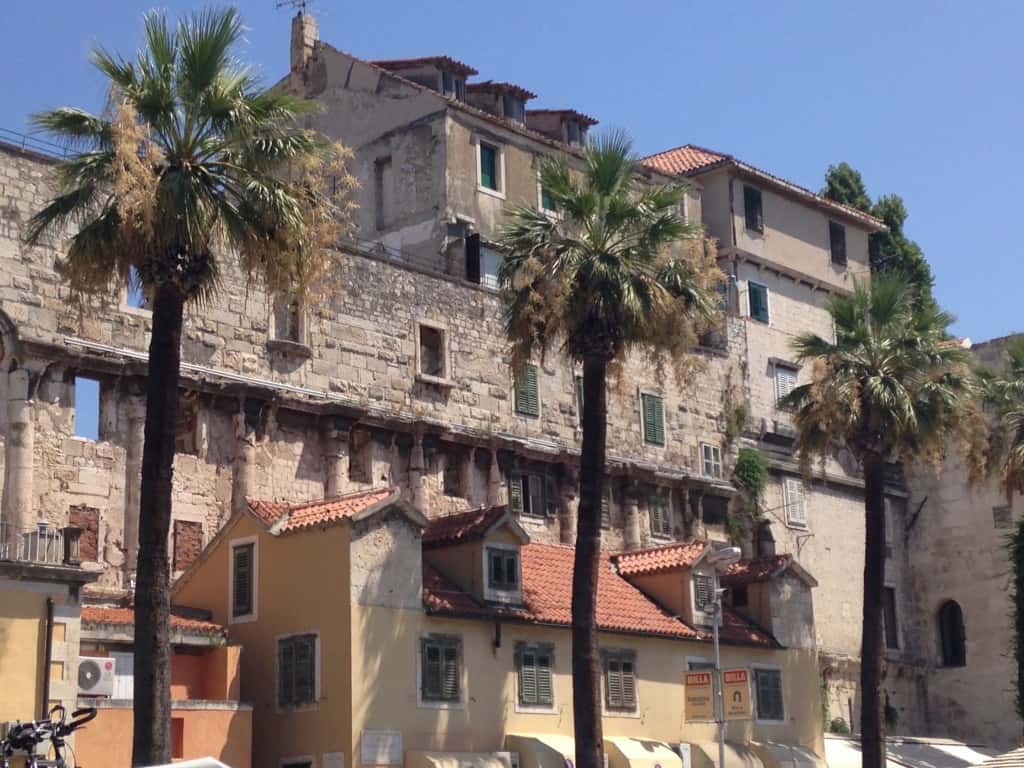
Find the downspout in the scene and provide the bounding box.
[41,597,54,718]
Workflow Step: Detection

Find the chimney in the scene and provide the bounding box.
[290,12,319,74]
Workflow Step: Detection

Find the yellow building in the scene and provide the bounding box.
[174,488,824,768]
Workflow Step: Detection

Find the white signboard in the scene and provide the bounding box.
[361,730,403,766]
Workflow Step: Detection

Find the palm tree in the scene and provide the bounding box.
[497,133,721,768]
[977,337,1024,497]
[780,276,971,768]
[27,9,351,765]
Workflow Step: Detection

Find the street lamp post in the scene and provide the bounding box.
[705,546,742,768]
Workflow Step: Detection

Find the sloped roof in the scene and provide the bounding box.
[371,55,478,76]
[467,81,538,101]
[422,505,528,548]
[722,554,818,588]
[642,144,885,231]
[613,540,708,577]
[246,487,396,533]
[82,605,225,637]
[423,542,775,646]
[526,108,599,127]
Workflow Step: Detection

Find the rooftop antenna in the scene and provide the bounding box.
[276,0,314,13]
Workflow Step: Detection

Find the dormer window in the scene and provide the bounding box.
[484,543,522,603]
[566,120,582,146]
[442,71,466,101]
[503,93,526,123]
[693,571,714,618]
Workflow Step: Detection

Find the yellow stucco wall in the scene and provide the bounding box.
[0,587,47,722]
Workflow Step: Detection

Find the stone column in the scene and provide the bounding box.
[123,399,145,573]
[460,447,477,506]
[231,405,257,517]
[487,448,504,508]
[409,432,426,515]
[2,368,33,542]
[323,418,350,498]
[623,483,642,551]
[559,466,579,545]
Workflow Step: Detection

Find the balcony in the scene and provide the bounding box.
[0,521,80,566]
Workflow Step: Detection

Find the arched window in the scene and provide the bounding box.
[938,600,966,667]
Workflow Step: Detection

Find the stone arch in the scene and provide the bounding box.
[938,599,967,667]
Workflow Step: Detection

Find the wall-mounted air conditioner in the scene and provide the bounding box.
[77,657,115,697]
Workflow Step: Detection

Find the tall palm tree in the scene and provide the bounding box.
[497,133,721,768]
[27,9,350,765]
[977,337,1024,497]
[780,276,971,768]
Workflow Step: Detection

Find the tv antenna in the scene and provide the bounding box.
[276,0,315,12]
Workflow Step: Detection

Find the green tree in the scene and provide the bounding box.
[781,276,971,768]
[497,133,721,768]
[26,9,353,764]
[977,337,1024,498]
[821,164,935,307]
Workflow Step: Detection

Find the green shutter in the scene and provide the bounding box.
[422,641,441,699]
[621,661,637,709]
[606,659,622,707]
[541,187,555,212]
[480,144,498,190]
[536,652,553,705]
[509,474,524,513]
[749,283,769,323]
[642,394,665,446]
[515,364,540,416]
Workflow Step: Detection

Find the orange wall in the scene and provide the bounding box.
[74,705,252,768]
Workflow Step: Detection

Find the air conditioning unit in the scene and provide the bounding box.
[78,657,115,697]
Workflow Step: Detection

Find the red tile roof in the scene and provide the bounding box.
[422,506,510,548]
[526,109,599,127]
[424,542,775,646]
[371,55,478,76]
[82,606,225,636]
[643,145,728,176]
[722,554,793,586]
[613,540,708,577]
[467,81,537,101]
[247,488,395,533]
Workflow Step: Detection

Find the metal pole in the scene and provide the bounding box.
[713,567,725,768]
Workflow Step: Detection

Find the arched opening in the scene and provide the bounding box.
[938,600,967,667]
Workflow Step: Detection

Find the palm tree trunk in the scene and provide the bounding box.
[573,355,608,768]
[132,283,185,767]
[859,452,887,768]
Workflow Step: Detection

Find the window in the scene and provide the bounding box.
[939,600,966,667]
[775,364,798,404]
[443,457,461,497]
[701,494,729,527]
[566,120,583,146]
[515,364,540,416]
[744,185,763,233]
[882,587,899,650]
[503,94,525,123]
[479,142,500,191]
[754,667,784,721]
[748,282,770,324]
[604,651,637,711]
[175,396,201,455]
[420,636,461,703]
[173,520,202,572]
[486,546,519,591]
[782,477,807,529]
[540,185,557,214]
[517,643,554,708]
[442,71,465,101]
[701,444,722,478]
[231,541,255,619]
[465,236,502,289]
[509,471,557,518]
[693,572,714,616]
[641,393,665,446]
[732,584,749,608]
[68,505,99,562]
[884,498,895,559]
[74,376,101,441]
[278,633,317,708]
[374,156,393,230]
[829,221,847,266]
[348,427,372,484]
[418,324,447,379]
[601,484,611,529]
[273,294,303,343]
[993,506,1013,529]
[649,492,672,538]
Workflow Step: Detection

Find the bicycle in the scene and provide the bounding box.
[1,705,96,768]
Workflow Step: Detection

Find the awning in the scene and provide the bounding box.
[506,735,576,768]
[824,736,995,768]
[691,741,765,768]
[750,742,823,768]
[605,738,683,768]
[405,752,509,768]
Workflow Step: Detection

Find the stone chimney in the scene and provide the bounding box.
[290,12,319,74]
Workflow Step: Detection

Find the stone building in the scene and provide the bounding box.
[0,8,993,748]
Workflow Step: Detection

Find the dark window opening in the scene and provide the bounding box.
[348,428,372,484]
[419,325,446,378]
[829,221,847,266]
[744,185,763,233]
[487,547,519,591]
[374,156,393,230]
[939,600,966,667]
[732,584,749,608]
[443,457,461,497]
[465,233,482,284]
[274,295,302,343]
[232,543,254,618]
[702,495,729,527]
[754,668,784,720]
[278,634,316,707]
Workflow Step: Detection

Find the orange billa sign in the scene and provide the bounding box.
[684,671,714,722]
[723,668,752,720]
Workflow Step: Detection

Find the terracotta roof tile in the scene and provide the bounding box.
[423,563,486,614]
[642,145,728,176]
[423,506,510,547]
[467,81,537,101]
[526,109,599,127]
[246,488,395,533]
[613,540,708,577]
[372,55,478,76]
[721,554,793,587]
[82,606,225,636]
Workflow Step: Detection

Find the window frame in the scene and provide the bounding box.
[417,634,464,709]
[829,220,847,266]
[747,281,770,324]
[508,470,558,519]
[72,375,102,442]
[648,491,672,539]
[602,649,639,715]
[476,140,505,198]
[774,363,799,406]
[752,664,785,723]
[743,185,764,234]
[938,600,967,668]
[270,292,307,346]
[228,536,259,624]
[515,641,556,712]
[276,631,320,712]
[782,476,808,530]
[414,320,452,385]
[691,569,715,626]
[514,363,541,417]
[640,391,666,447]
[483,542,522,603]
[700,443,723,479]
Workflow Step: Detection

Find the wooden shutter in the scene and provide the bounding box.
[536,651,553,705]
[294,635,315,705]
[515,364,540,416]
[575,375,585,420]
[600,486,611,528]
[422,641,442,699]
[621,660,637,709]
[278,639,295,706]
[519,651,538,705]
[606,659,623,707]
[527,473,544,517]
[693,573,713,612]
[775,365,798,402]
[509,474,524,513]
[650,496,669,537]
[642,394,665,445]
[783,477,806,527]
[232,544,253,617]
[830,221,847,265]
[442,643,459,700]
[465,234,481,283]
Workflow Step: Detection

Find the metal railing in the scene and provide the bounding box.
[0,521,68,565]
[0,128,70,160]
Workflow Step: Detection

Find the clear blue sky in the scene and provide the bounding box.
[1,0,1018,342]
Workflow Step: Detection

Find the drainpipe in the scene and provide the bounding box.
[41,597,54,718]
[2,368,34,543]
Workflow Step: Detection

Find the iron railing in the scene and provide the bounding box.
[0,521,67,565]
[0,128,69,160]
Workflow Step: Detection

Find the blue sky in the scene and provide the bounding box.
[1,0,1018,341]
